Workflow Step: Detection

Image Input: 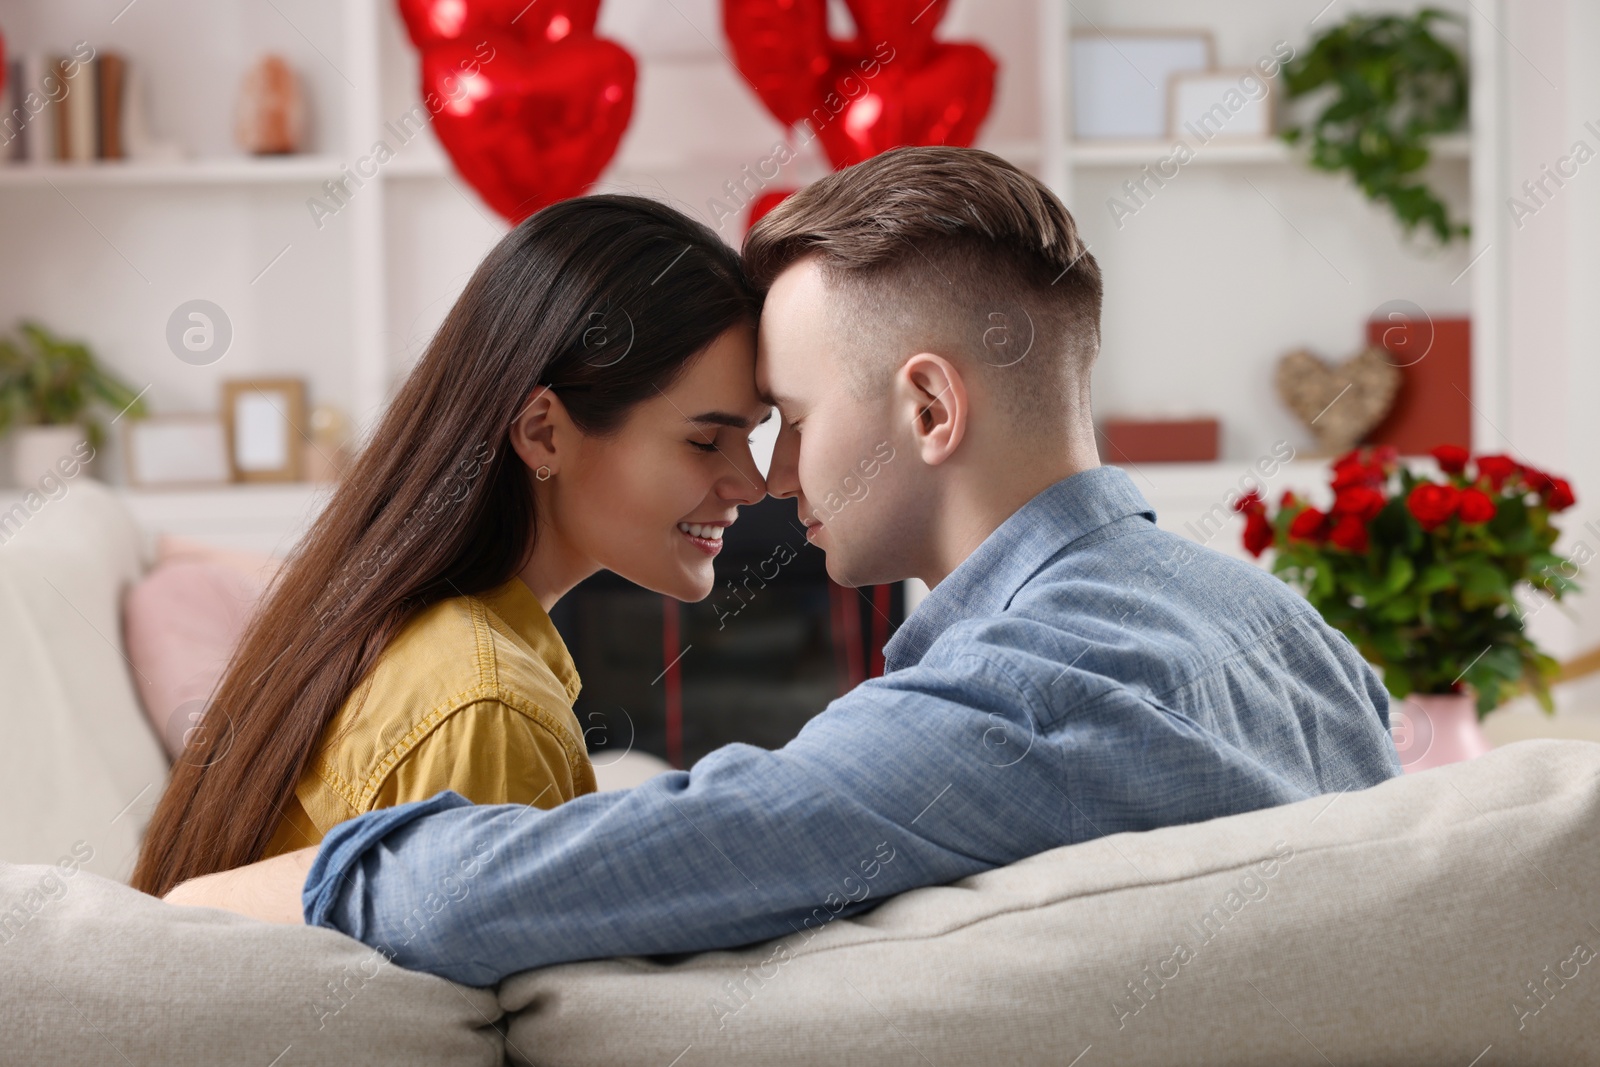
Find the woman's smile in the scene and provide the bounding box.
[677,519,731,556]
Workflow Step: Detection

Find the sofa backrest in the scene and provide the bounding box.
[0,858,503,1065]
[500,738,1600,1066]
[0,479,168,876]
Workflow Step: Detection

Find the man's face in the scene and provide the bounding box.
[756,259,915,587]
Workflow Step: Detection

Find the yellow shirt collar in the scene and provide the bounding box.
[478,576,582,703]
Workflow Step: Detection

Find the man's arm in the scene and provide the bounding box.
[302,652,1071,986]
[163,845,317,923]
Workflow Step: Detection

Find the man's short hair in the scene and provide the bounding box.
[742,146,1103,428]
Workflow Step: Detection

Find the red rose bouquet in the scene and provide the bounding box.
[1236,444,1580,717]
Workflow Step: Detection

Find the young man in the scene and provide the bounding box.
[165,147,1401,983]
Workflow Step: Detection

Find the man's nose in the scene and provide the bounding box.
[765,426,800,499]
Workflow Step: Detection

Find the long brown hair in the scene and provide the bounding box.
[132,195,757,896]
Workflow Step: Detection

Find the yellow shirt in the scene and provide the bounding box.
[261,576,596,859]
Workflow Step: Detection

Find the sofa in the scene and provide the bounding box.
[0,476,169,874]
[2,480,1597,1065]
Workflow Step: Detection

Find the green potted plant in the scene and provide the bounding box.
[1281,7,1470,244]
[0,321,147,484]
[1236,445,1580,771]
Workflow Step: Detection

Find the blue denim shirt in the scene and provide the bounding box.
[303,466,1401,986]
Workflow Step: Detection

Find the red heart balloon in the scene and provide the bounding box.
[397,0,601,50]
[722,0,831,129]
[722,0,995,171]
[812,42,995,168]
[839,0,950,67]
[422,34,635,223]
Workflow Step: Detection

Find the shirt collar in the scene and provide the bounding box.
[882,465,1157,672]
[479,576,583,702]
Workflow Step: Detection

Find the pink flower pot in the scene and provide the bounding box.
[1391,692,1492,773]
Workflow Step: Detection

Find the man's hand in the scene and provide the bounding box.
[162,846,319,925]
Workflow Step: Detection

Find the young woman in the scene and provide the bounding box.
[131,195,771,898]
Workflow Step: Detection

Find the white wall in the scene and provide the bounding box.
[1489,0,1600,732]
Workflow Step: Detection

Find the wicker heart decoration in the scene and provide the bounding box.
[1275,346,1401,456]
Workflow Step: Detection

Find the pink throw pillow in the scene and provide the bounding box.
[124,551,279,759]
[152,534,284,585]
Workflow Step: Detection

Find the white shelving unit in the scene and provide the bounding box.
[0,1,463,543]
[1034,0,1507,538]
[0,0,815,547]
[0,0,398,488]
[0,0,1507,557]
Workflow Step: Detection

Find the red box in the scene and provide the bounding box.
[1100,418,1220,463]
[1364,316,1471,455]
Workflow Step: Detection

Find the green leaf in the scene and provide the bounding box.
[1479,645,1525,681]
[1459,562,1512,608]
[1415,564,1456,594]
[1384,668,1415,701]
[0,320,140,439]
[1282,9,1469,243]
[1381,554,1416,597]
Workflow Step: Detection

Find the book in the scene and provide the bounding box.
[52,55,70,160]
[97,52,125,159]
[2,57,24,161]
[22,53,54,163]
[65,53,95,161]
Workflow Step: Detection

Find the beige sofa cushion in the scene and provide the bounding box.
[0,858,503,1066]
[501,739,1600,1066]
[0,479,169,874]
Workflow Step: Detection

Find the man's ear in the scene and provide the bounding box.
[508,386,573,474]
[895,353,967,466]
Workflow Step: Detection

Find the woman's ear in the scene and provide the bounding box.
[508,386,574,475]
[896,354,967,466]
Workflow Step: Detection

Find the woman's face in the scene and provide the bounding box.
[541,325,771,601]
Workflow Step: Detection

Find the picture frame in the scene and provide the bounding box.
[1169,68,1275,142]
[220,378,307,483]
[1070,29,1214,141]
[123,416,232,488]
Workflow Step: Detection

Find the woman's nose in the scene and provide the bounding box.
[721,445,768,505]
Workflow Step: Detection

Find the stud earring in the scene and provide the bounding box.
[535,465,552,481]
